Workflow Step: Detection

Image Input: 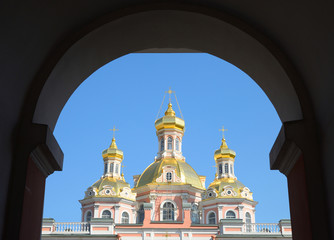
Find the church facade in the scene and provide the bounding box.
[42,103,292,240]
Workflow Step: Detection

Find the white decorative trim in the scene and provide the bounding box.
[100,208,113,219]
[160,200,177,221]
[206,210,217,224]
[156,165,182,183]
[225,209,237,219]
[120,210,130,224]
[244,211,253,223]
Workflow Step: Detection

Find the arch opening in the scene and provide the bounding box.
[34,6,305,238]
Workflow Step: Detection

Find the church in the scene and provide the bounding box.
[42,99,292,239]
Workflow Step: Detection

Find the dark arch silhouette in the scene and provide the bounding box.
[1,3,332,240]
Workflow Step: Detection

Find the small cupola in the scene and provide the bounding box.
[154,103,185,132]
[214,137,236,160]
[102,137,124,160]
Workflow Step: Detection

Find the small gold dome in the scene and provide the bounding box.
[84,177,136,201]
[155,103,185,132]
[208,178,254,201]
[135,158,204,190]
[102,138,124,160]
[214,138,236,160]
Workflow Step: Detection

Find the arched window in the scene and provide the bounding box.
[160,138,164,151]
[85,211,92,222]
[115,163,119,174]
[245,212,252,232]
[137,204,145,224]
[104,163,108,174]
[175,138,180,151]
[226,210,236,219]
[167,137,173,150]
[191,204,200,224]
[208,212,216,224]
[224,163,229,173]
[121,212,129,224]
[166,172,172,181]
[162,202,175,221]
[219,164,223,174]
[110,163,114,173]
[102,210,111,218]
[230,164,233,174]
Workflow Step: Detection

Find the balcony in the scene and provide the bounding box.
[41,218,292,239]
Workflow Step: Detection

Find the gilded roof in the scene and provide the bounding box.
[135,158,205,190]
[205,178,253,201]
[209,178,245,191]
[102,138,124,160]
[84,177,136,201]
[214,138,236,160]
[92,177,130,193]
[155,103,185,131]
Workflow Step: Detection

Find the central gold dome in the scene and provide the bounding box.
[135,158,204,190]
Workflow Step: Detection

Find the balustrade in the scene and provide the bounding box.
[53,222,90,234]
[243,223,280,234]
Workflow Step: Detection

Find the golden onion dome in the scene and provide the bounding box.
[214,138,236,160]
[135,158,205,190]
[207,178,254,201]
[102,138,123,160]
[155,103,185,132]
[84,176,136,201]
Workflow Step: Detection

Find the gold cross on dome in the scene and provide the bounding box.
[121,164,126,174]
[109,126,119,138]
[219,126,228,139]
[165,87,175,103]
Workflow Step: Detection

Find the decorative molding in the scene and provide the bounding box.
[29,124,63,177]
[270,121,303,176]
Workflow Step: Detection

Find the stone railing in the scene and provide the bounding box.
[42,218,115,235]
[219,219,292,237]
[42,218,292,238]
[242,223,281,233]
[53,222,90,233]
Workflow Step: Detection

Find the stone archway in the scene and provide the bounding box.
[8,5,328,240]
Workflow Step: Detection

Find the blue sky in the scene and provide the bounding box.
[43,53,289,223]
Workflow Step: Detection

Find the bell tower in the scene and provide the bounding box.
[154,89,185,161]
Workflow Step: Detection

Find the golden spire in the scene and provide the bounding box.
[219,126,229,149]
[110,137,117,149]
[109,126,119,149]
[220,138,228,149]
[164,103,176,116]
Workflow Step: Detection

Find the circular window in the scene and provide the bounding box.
[208,193,212,197]
[106,190,110,194]
[227,190,232,195]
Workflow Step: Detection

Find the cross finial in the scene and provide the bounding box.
[109,126,119,138]
[121,164,126,174]
[165,87,175,103]
[219,126,228,139]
